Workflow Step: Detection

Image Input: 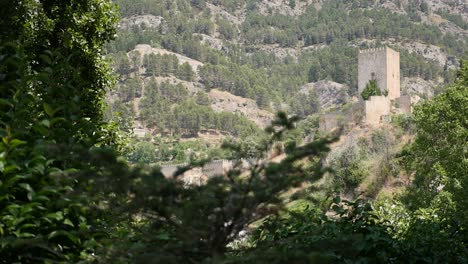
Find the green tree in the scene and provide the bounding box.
[177,62,195,81]
[128,141,158,163]
[361,79,382,100]
[403,61,468,226]
[98,113,335,263]
[0,0,119,262]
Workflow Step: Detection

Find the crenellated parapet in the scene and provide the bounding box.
[202,159,229,177]
[160,163,188,178]
[358,47,387,54]
[160,158,262,179]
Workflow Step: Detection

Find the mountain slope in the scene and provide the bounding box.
[106,0,467,139]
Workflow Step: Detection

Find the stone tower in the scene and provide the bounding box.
[358,47,400,100]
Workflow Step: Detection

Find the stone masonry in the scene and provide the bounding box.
[364,95,391,125]
[320,46,410,131]
[358,47,400,100]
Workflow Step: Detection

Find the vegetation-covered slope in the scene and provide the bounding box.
[1,1,467,263]
[107,0,466,143]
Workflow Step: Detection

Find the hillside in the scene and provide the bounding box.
[3,1,467,262]
[106,0,467,142]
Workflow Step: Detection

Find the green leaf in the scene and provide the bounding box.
[9,139,26,149]
[46,211,64,221]
[39,54,52,65]
[3,164,20,174]
[50,117,66,126]
[333,196,341,204]
[41,119,50,128]
[33,124,49,136]
[44,103,54,117]
[43,103,62,118]
[0,99,13,108]
[19,183,33,192]
[63,219,74,227]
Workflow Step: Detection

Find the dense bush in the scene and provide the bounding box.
[361,80,382,100]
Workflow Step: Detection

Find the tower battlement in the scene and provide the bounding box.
[359,47,386,53]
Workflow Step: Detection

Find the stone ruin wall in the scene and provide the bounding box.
[318,102,366,133]
[160,163,188,178]
[202,159,231,178]
[160,158,260,184]
[364,95,391,125]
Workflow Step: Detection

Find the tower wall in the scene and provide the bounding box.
[364,96,390,125]
[358,47,400,100]
[385,47,400,99]
[358,47,388,96]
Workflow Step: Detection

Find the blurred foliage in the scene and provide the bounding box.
[401,60,468,229]
[0,0,119,262]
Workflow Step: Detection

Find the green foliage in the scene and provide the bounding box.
[2,1,467,263]
[329,144,368,194]
[391,113,415,135]
[0,137,91,263]
[128,141,159,164]
[218,18,237,40]
[0,0,119,262]
[290,91,320,117]
[369,128,393,155]
[402,61,468,227]
[97,113,335,263]
[137,79,261,137]
[361,79,381,100]
[436,10,468,30]
[242,197,467,263]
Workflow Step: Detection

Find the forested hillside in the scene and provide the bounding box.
[1,1,467,263]
[107,0,466,143]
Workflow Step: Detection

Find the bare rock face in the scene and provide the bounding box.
[300,80,350,112]
[402,42,449,67]
[193,33,224,50]
[206,3,244,25]
[208,89,274,127]
[401,77,436,104]
[119,15,165,31]
[424,0,468,22]
[133,44,204,72]
[255,0,322,16]
[256,45,299,61]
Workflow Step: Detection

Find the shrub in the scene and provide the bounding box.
[361,80,382,100]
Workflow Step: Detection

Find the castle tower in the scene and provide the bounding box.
[358,47,400,100]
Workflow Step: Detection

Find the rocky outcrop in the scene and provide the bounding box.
[255,0,322,16]
[206,3,245,25]
[119,15,165,31]
[133,44,204,71]
[193,33,224,51]
[401,77,437,104]
[255,45,299,61]
[300,80,350,112]
[209,89,274,128]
